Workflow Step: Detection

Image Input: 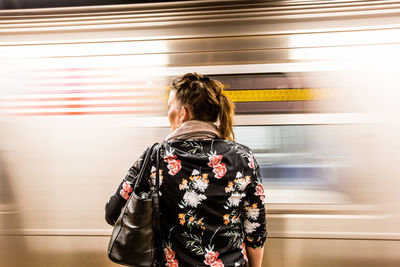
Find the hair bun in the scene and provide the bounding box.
[200,76,210,83]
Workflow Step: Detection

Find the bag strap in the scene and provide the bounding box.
[128,142,163,266]
[152,142,163,266]
[155,142,161,196]
[132,143,158,191]
[154,141,161,225]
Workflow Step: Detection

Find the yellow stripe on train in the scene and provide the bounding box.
[223,88,336,102]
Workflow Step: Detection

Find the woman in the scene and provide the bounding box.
[105,73,267,267]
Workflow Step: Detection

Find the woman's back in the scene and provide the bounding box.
[146,139,266,267]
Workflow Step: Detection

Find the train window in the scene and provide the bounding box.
[234,124,350,203]
[210,73,326,114]
[234,124,351,204]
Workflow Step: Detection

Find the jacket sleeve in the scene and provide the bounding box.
[242,155,267,248]
[105,146,152,226]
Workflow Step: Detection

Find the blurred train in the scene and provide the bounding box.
[1,1,400,266]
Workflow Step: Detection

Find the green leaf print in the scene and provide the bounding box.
[224,140,248,158]
[224,203,232,209]
[179,200,187,208]
[182,232,205,255]
[223,231,243,247]
[182,141,208,157]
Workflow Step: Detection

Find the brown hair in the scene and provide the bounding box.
[171,72,235,141]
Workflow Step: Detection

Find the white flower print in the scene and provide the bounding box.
[183,191,207,208]
[235,176,251,192]
[227,193,245,207]
[190,169,210,192]
[224,173,250,210]
[245,203,260,220]
[244,220,260,234]
[150,166,164,186]
[193,178,209,192]
[233,172,250,191]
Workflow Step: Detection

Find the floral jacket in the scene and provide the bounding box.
[105,139,267,267]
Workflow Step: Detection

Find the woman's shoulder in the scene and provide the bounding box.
[136,142,162,163]
[212,139,255,158]
[219,139,252,152]
[163,139,254,158]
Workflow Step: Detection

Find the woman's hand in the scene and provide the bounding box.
[246,246,264,267]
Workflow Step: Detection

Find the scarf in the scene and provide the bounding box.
[165,120,221,141]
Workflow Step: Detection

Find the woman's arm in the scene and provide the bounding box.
[104,165,137,226]
[105,147,151,226]
[105,193,126,226]
[242,152,267,266]
[247,246,264,267]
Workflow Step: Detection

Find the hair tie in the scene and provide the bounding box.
[200,76,210,83]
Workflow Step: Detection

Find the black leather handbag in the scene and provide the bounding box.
[108,143,163,267]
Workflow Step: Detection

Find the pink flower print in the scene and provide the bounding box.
[166,260,178,267]
[241,243,248,262]
[255,183,265,202]
[211,261,224,267]
[164,150,182,175]
[164,246,179,267]
[167,159,181,175]
[208,154,222,167]
[164,246,175,261]
[204,250,224,267]
[122,181,133,193]
[248,155,255,169]
[120,190,129,200]
[204,250,218,265]
[120,181,133,200]
[164,153,177,162]
[213,163,227,179]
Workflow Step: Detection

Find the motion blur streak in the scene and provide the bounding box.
[1,1,400,266]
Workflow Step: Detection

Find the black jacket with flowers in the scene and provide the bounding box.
[105,139,267,267]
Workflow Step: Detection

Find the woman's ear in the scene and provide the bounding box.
[179,105,191,123]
